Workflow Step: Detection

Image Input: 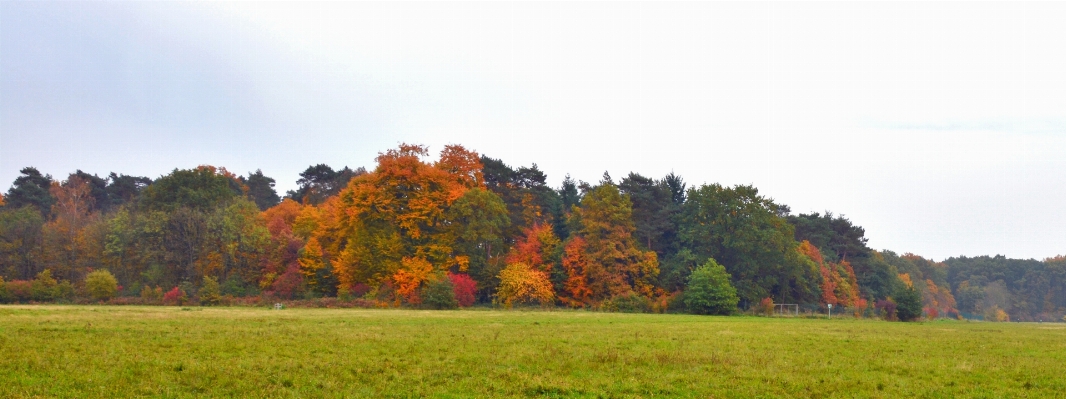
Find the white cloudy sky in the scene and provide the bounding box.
[2,2,1065,260]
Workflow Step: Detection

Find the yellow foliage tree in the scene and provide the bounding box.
[495,262,554,307]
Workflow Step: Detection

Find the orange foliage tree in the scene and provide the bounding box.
[303,144,505,302]
[560,236,593,306]
[922,278,958,318]
[42,176,97,281]
[797,240,865,308]
[259,199,306,295]
[505,223,561,275]
[564,183,659,305]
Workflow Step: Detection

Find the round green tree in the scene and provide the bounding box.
[894,284,923,322]
[421,277,458,310]
[684,258,740,315]
[85,269,118,301]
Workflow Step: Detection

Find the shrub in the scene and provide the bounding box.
[0,277,9,303]
[271,265,304,300]
[894,285,923,322]
[448,273,477,307]
[984,305,1010,322]
[351,283,371,298]
[85,269,119,301]
[875,299,897,321]
[54,280,76,302]
[220,274,247,297]
[611,292,651,313]
[684,258,739,315]
[757,297,775,316]
[199,275,221,306]
[925,307,939,320]
[666,291,687,313]
[141,286,164,304]
[421,277,458,310]
[31,270,58,301]
[495,262,555,308]
[163,287,187,306]
[7,280,32,303]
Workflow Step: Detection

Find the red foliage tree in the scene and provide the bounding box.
[162,287,185,306]
[271,264,304,300]
[448,273,477,307]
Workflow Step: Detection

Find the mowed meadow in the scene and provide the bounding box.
[2,306,1063,398]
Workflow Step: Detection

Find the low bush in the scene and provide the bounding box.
[610,292,651,313]
[8,280,32,303]
[756,297,775,316]
[162,287,187,306]
[422,278,458,310]
[54,280,76,302]
[141,286,164,304]
[0,277,8,303]
[85,270,119,301]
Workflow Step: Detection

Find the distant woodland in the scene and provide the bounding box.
[1,144,1063,321]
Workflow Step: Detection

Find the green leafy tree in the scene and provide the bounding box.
[140,166,241,212]
[421,277,458,310]
[445,187,510,299]
[85,269,118,301]
[894,283,923,322]
[684,258,739,315]
[680,184,818,305]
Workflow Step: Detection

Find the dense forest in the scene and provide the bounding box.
[1,144,1062,321]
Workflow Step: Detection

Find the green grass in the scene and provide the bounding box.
[1,306,1063,398]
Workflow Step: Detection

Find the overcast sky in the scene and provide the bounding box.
[3,2,1065,261]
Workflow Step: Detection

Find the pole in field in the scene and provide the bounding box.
[828,303,833,319]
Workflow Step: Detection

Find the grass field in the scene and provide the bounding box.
[1,306,1063,398]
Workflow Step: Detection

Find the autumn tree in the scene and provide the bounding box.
[565,182,659,304]
[505,222,562,292]
[797,240,864,308]
[495,262,554,307]
[315,144,496,301]
[42,176,97,281]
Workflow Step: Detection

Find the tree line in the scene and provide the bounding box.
[1,144,1063,321]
